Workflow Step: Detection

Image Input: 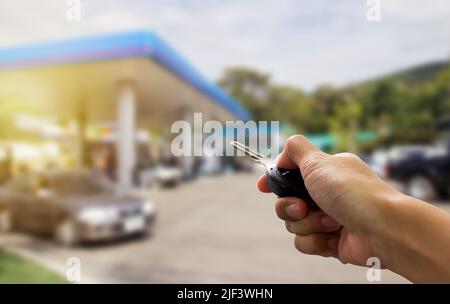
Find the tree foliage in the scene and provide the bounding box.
[218,64,450,151]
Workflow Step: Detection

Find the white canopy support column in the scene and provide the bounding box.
[76,95,87,170]
[180,108,195,179]
[116,81,136,191]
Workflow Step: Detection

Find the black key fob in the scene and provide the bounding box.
[228,141,319,210]
[266,166,320,211]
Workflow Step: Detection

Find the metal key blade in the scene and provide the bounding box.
[230,141,273,168]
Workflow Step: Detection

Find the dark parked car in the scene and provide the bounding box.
[0,171,156,246]
[386,142,450,201]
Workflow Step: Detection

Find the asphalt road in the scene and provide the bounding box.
[1,171,449,283]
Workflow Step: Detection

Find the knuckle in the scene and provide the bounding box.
[286,134,306,145]
[286,135,306,152]
[300,156,321,178]
[335,152,359,161]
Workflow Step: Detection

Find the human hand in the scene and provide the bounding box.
[257,135,403,267]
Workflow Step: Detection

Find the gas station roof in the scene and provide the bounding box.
[0,30,250,121]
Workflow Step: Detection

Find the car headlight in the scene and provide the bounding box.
[142,201,155,215]
[78,208,119,224]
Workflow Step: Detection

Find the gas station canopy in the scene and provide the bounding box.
[0,30,251,127]
[0,30,251,188]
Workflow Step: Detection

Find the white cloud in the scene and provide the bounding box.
[0,0,448,91]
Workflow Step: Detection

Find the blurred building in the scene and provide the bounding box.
[0,30,250,188]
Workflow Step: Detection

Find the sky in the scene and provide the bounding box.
[0,0,449,91]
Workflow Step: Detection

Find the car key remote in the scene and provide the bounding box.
[230,141,319,211]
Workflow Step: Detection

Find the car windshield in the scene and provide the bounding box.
[51,173,115,196]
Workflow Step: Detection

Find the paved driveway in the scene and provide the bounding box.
[2,172,448,283]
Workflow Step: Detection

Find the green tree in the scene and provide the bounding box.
[217,67,316,132]
[218,63,450,151]
[217,67,271,122]
[329,96,362,152]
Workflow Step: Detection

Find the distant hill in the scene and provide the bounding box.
[363,60,449,87]
[384,60,448,86]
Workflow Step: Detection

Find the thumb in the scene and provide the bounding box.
[276,135,323,169]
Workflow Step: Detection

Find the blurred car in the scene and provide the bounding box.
[359,153,384,177]
[0,171,156,246]
[368,150,390,178]
[199,155,222,176]
[152,165,183,188]
[360,149,408,179]
[386,141,450,201]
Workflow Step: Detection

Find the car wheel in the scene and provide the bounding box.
[54,220,80,247]
[0,210,12,233]
[408,175,438,201]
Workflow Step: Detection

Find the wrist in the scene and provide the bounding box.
[373,191,450,282]
[367,191,412,268]
[361,188,407,267]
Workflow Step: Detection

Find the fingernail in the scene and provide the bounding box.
[286,203,302,219]
[321,215,340,229]
[328,238,338,250]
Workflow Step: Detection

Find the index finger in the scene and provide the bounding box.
[276,135,322,169]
